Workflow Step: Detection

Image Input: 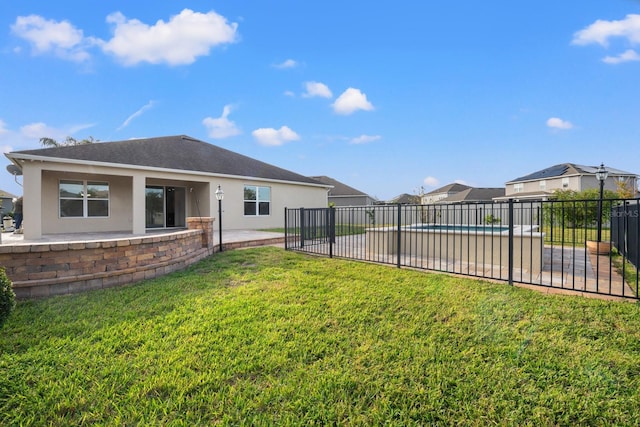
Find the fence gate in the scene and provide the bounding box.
[285,208,335,257]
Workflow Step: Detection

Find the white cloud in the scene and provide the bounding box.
[302,81,332,98]
[1,144,12,154]
[0,120,8,135]
[349,134,381,144]
[572,14,640,64]
[118,100,156,130]
[203,105,242,139]
[603,49,640,64]
[251,126,300,146]
[20,122,68,140]
[546,117,573,130]
[332,88,374,115]
[273,59,298,69]
[283,90,296,97]
[423,176,439,187]
[101,9,238,66]
[572,14,640,47]
[11,15,95,62]
[18,122,95,142]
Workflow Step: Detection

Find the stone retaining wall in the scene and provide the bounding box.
[0,217,215,299]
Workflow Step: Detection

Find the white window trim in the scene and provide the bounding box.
[59,179,110,218]
[243,185,271,217]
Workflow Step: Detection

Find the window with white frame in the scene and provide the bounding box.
[244,185,271,216]
[562,177,569,188]
[539,180,547,190]
[513,183,523,193]
[59,180,109,218]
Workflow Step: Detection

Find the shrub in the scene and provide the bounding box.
[0,267,16,329]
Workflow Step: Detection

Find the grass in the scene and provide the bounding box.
[611,250,640,296]
[542,225,611,246]
[1,247,640,425]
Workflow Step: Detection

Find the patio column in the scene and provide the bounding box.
[132,175,146,235]
[22,165,42,239]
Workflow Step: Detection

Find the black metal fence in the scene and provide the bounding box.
[612,202,640,270]
[285,199,640,300]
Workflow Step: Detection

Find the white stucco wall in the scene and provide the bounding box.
[16,158,328,238]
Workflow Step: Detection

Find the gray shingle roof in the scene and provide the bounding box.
[508,163,637,183]
[387,193,421,204]
[0,189,18,199]
[426,183,471,195]
[438,188,505,203]
[308,176,369,197]
[10,135,322,185]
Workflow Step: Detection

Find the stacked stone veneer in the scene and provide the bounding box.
[0,217,215,299]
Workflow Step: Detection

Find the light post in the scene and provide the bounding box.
[595,163,608,243]
[215,185,224,252]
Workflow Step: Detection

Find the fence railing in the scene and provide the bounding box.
[285,199,640,300]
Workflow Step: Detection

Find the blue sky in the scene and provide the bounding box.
[1,1,639,200]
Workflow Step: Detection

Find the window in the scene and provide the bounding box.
[513,183,523,193]
[539,180,547,190]
[562,177,569,188]
[244,185,271,216]
[59,180,109,218]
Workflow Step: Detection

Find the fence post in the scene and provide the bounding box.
[397,203,402,268]
[329,206,335,258]
[284,208,288,250]
[300,207,305,249]
[508,199,514,285]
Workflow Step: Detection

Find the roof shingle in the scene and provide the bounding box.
[10,135,322,185]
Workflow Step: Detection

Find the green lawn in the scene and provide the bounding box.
[2,247,640,425]
[542,225,611,245]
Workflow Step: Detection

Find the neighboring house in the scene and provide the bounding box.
[436,187,505,204]
[309,176,376,206]
[0,189,18,217]
[498,163,638,201]
[421,183,471,204]
[387,193,421,204]
[5,135,330,240]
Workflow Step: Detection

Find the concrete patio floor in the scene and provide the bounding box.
[0,229,285,247]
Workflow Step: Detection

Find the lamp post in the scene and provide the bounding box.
[595,163,608,243]
[215,185,224,252]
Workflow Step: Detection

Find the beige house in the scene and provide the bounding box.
[498,163,638,201]
[4,135,330,240]
[0,189,18,218]
[420,183,471,204]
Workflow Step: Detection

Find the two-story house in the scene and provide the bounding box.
[498,163,638,201]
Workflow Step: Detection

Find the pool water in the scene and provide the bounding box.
[407,224,510,233]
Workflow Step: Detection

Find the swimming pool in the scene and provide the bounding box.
[366,223,545,276]
[407,224,510,233]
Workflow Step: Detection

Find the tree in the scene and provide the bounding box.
[39,136,98,147]
[615,178,636,199]
[543,188,618,228]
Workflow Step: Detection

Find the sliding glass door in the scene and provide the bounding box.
[145,186,186,228]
